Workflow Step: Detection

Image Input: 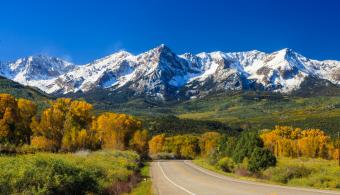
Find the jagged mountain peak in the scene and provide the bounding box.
[1,55,74,83]
[0,46,339,100]
[143,44,176,58]
[87,50,133,68]
[10,54,73,69]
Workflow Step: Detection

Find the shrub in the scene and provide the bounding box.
[0,150,140,194]
[207,150,219,165]
[289,174,340,189]
[216,157,235,172]
[264,165,312,183]
[248,147,276,172]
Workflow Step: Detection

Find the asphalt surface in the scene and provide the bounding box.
[151,160,340,195]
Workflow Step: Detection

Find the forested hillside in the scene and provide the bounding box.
[84,91,340,137]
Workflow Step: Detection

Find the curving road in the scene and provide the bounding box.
[151,160,340,195]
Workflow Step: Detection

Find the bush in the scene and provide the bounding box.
[217,157,235,172]
[248,147,276,172]
[0,150,140,194]
[207,150,219,165]
[264,165,312,183]
[289,174,340,189]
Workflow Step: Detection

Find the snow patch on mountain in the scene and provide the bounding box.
[0,45,339,99]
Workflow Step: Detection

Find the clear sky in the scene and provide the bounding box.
[0,0,340,64]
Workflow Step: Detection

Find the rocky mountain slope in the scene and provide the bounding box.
[0,44,339,100]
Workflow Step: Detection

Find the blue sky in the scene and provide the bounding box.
[0,0,340,63]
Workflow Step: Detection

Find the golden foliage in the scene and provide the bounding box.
[0,94,37,145]
[31,136,55,151]
[92,112,142,150]
[199,132,221,157]
[148,134,165,155]
[163,135,200,159]
[130,129,148,154]
[31,98,97,151]
[261,126,335,159]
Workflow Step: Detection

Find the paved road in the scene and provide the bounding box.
[151,160,340,195]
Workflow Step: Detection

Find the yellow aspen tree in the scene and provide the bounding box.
[130,129,148,154]
[199,132,221,157]
[148,134,165,155]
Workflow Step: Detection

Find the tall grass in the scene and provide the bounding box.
[0,150,140,194]
[264,158,340,189]
[195,157,340,190]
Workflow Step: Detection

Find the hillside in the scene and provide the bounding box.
[0,76,51,109]
[86,91,340,137]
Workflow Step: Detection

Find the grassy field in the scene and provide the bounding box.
[264,158,340,189]
[194,157,340,190]
[0,150,141,194]
[99,93,340,136]
[174,94,340,135]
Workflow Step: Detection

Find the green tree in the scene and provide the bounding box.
[232,131,263,163]
[248,148,276,172]
[217,135,237,158]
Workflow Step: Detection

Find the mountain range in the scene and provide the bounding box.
[0,44,339,101]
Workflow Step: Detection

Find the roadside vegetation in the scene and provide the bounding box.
[126,163,153,195]
[1,92,340,193]
[0,93,149,194]
[0,150,141,194]
[190,126,340,190]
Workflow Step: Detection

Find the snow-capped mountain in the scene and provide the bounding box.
[0,44,339,100]
[0,55,75,92]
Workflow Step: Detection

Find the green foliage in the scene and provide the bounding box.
[248,148,276,172]
[88,91,340,137]
[264,165,312,183]
[264,158,340,189]
[0,76,50,110]
[216,157,235,172]
[0,150,140,194]
[128,163,153,195]
[207,150,219,165]
[142,115,235,136]
[232,131,263,163]
[216,135,237,158]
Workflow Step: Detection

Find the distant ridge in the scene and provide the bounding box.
[0,44,339,101]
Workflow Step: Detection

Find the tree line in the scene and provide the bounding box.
[0,93,338,166]
[261,126,339,160]
[0,94,147,154]
[148,132,221,159]
[147,126,339,173]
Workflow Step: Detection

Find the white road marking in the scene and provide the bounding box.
[184,160,340,195]
[158,161,196,195]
